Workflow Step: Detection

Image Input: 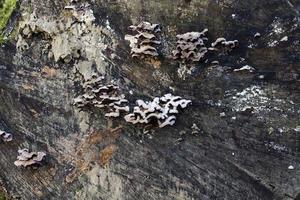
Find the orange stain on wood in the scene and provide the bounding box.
[99,144,117,167]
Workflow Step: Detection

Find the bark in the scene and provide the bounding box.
[0,0,299,199]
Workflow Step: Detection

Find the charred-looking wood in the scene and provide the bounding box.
[14,149,46,167]
[125,21,161,59]
[73,75,129,118]
[0,130,12,142]
[124,94,191,128]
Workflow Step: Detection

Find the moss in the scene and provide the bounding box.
[0,191,6,200]
[0,0,17,43]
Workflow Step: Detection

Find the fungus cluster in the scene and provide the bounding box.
[125,21,161,58]
[171,28,239,64]
[0,130,12,142]
[14,149,46,167]
[73,76,129,118]
[124,94,191,128]
[73,78,193,127]
[172,29,209,63]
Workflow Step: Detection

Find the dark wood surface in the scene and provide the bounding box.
[0,0,299,199]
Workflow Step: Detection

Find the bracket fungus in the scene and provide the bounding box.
[124,94,192,128]
[125,21,161,58]
[0,130,12,142]
[233,65,255,72]
[210,37,239,51]
[73,75,129,118]
[14,149,46,167]
[172,28,239,66]
[172,29,209,63]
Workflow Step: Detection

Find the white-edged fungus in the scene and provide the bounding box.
[280,36,288,42]
[124,94,192,128]
[254,32,261,38]
[172,29,208,63]
[211,38,239,50]
[125,21,161,58]
[73,75,129,118]
[220,112,226,117]
[14,149,46,167]
[172,29,238,65]
[0,130,12,142]
[233,65,255,72]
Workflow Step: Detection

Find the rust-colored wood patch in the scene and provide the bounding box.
[65,127,122,183]
[99,144,117,167]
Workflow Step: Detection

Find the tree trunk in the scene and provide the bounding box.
[0,0,299,199]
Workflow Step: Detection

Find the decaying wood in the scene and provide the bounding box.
[0,0,299,199]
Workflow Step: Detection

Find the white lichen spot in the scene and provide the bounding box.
[294,126,300,132]
[268,40,279,47]
[254,32,261,38]
[288,165,294,170]
[248,43,255,48]
[259,75,265,79]
[270,18,284,35]
[280,36,288,42]
[265,142,288,152]
[177,64,194,80]
[105,19,113,31]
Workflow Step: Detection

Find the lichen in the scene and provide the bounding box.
[0,0,17,43]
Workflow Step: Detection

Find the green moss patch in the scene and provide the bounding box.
[0,193,6,200]
[0,0,17,43]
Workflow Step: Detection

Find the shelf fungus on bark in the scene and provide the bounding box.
[125,21,161,58]
[14,149,46,167]
[172,29,208,63]
[172,29,239,68]
[73,76,129,118]
[210,37,239,52]
[124,94,192,128]
[0,130,12,142]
